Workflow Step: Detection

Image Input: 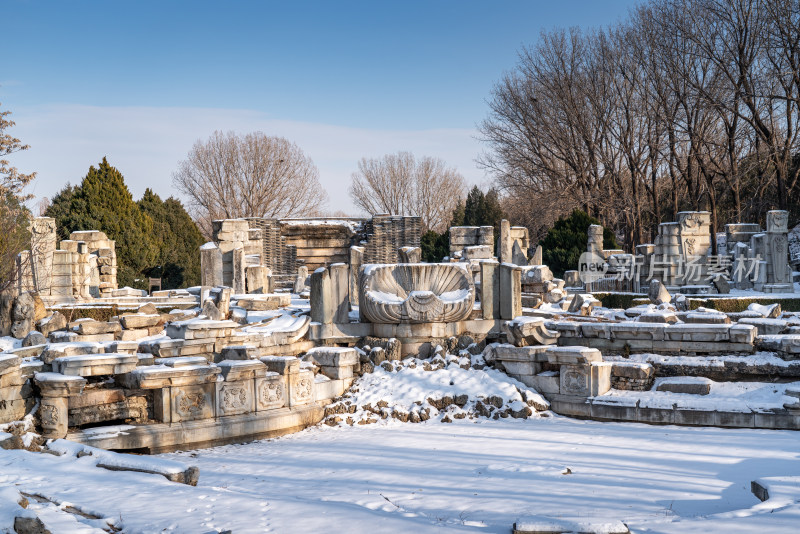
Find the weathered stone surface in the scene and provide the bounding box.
[638,311,679,324]
[498,263,522,320]
[117,364,220,389]
[546,346,602,365]
[304,347,358,367]
[506,317,559,346]
[330,263,350,324]
[260,356,300,375]
[523,265,553,284]
[656,377,712,395]
[255,372,286,410]
[220,345,258,361]
[480,261,499,320]
[712,276,730,294]
[236,293,290,311]
[294,266,309,294]
[217,359,267,381]
[200,299,224,321]
[0,353,22,376]
[359,263,474,324]
[10,292,36,339]
[37,311,67,336]
[288,369,315,406]
[52,353,138,377]
[22,330,46,347]
[172,383,215,422]
[497,219,512,264]
[120,313,162,329]
[245,265,270,294]
[611,362,654,379]
[76,321,121,335]
[216,380,254,416]
[567,293,600,315]
[648,279,671,305]
[559,362,611,397]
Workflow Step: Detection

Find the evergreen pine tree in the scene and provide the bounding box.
[138,189,204,288]
[45,158,158,288]
[540,209,618,277]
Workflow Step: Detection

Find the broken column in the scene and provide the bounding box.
[200,243,224,288]
[764,210,792,292]
[397,246,421,263]
[348,246,364,307]
[587,225,604,257]
[480,260,500,320]
[498,263,522,320]
[294,265,308,294]
[329,263,350,324]
[245,265,270,294]
[497,219,512,264]
[34,373,87,439]
[30,217,57,295]
[310,268,334,324]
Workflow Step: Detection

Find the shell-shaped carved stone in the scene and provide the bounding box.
[359,263,475,324]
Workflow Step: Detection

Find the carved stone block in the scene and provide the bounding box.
[216,380,254,417]
[255,373,286,411]
[171,383,215,422]
[559,362,611,397]
[288,369,315,407]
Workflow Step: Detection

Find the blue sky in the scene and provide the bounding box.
[3,0,640,214]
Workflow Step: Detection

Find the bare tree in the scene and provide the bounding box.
[349,151,467,232]
[173,131,328,237]
[0,102,35,294]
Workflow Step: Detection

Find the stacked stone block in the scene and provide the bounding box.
[211,219,249,294]
[449,226,493,259]
[362,215,421,264]
[71,230,117,297]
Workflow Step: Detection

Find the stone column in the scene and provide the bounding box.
[310,267,334,324]
[30,217,57,296]
[232,248,246,294]
[294,266,308,294]
[497,219,512,264]
[34,374,86,439]
[245,265,269,294]
[766,210,792,291]
[480,260,500,320]
[329,263,350,324]
[200,243,223,287]
[349,246,364,307]
[587,225,604,257]
[498,263,522,320]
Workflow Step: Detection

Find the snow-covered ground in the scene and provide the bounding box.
[2,416,799,533]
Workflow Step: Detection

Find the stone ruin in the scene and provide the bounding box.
[448,219,559,309]
[16,218,119,300]
[200,215,422,291]
[2,210,800,462]
[573,210,794,295]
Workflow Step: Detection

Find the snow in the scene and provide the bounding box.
[3,417,800,532]
[324,354,544,424]
[598,378,800,412]
[604,351,796,368]
[366,290,405,303]
[438,289,471,302]
[0,336,21,353]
